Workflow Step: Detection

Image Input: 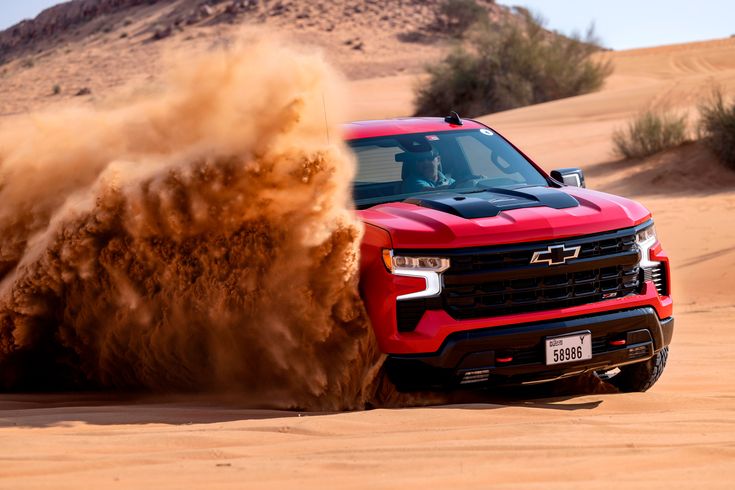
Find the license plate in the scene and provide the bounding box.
[545,331,592,365]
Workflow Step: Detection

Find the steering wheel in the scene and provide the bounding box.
[453,176,519,190]
[451,175,490,189]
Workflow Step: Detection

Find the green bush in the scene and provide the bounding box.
[612,110,689,159]
[698,89,735,169]
[437,0,487,37]
[414,12,611,117]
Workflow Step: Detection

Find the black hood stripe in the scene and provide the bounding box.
[404,186,579,219]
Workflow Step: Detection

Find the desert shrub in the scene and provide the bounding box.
[414,12,611,117]
[698,89,735,169]
[612,110,689,159]
[437,0,487,37]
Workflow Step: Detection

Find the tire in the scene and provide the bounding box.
[605,347,669,392]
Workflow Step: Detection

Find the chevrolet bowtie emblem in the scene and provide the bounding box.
[530,244,581,266]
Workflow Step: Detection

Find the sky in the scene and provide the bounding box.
[495,0,734,50]
[0,0,733,50]
[0,0,69,30]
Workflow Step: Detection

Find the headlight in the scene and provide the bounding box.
[636,221,667,295]
[382,250,450,273]
[382,250,450,300]
[636,222,658,268]
[636,223,657,246]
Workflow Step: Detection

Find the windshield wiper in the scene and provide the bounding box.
[458,184,530,195]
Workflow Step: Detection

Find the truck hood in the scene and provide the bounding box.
[357,186,651,249]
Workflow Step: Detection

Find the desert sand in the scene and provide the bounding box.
[1,27,735,490]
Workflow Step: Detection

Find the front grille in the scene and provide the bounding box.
[442,229,641,319]
[447,229,638,273]
[444,264,640,319]
[397,227,642,326]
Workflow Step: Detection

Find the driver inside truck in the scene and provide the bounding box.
[401,151,456,194]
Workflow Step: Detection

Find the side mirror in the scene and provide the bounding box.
[551,168,586,188]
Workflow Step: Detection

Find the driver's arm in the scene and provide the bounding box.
[435,172,456,189]
[402,178,434,193]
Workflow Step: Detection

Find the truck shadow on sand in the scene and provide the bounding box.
[0,393,316,428]
[0,393,605,429]
[0,375,612,428]
[373,371,611,411]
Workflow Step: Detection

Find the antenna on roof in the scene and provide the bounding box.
[321,92,330,145]
[444,111,463,125]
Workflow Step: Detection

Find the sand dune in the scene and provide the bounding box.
[2,37,735,488]
[482,38,735,167]
[479,38,735,313]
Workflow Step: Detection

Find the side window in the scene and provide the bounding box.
[456,135,524,183]
[353,145,402,183]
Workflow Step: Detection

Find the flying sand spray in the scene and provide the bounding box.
[0,37,385,410]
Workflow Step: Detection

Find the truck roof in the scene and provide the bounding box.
[342,117,487,140]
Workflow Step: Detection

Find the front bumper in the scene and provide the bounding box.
[384,307,674,390]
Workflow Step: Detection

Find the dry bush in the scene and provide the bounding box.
[437,0,487,37]
[698,89,735,169]
[414,12,611,117]
[612,110,689,159]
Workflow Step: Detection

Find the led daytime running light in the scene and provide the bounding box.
[636,223,659,269]
[382,250,450,300]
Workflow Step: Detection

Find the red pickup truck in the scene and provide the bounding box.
[345,114,673,392]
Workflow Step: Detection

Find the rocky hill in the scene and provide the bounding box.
[0,0,517,63]
[0,0,520,115]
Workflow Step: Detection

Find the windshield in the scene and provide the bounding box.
[348,129,549,208]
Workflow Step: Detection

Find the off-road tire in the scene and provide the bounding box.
[606,347,669,392]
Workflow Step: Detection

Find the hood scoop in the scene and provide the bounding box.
[404,186,579,219]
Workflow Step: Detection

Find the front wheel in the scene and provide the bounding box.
[601,347,669,392]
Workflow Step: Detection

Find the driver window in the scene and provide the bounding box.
[353,145,402,182]
[456,135,523,182]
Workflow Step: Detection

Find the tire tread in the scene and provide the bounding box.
[607,346,668,392]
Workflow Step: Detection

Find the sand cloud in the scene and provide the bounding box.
[0,36,381,410]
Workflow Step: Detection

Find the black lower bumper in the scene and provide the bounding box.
[385,307,674,390]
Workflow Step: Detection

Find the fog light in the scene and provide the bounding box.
[628,345,648,359]
[460,369,490,385]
